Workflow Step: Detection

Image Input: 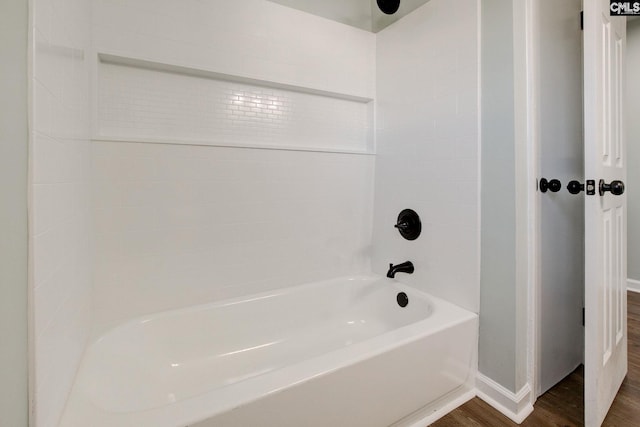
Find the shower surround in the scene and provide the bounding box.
[88,0,377,335]
[29,0,480,426]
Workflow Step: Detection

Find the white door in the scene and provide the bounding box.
[583,1,628,426]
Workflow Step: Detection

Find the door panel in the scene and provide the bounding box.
[583,1,627,425]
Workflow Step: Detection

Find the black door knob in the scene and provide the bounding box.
[566,179,596,195]
[567,180,584,194]
[540,178,561,193]
[599,179,625,196]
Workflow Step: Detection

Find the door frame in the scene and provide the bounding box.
[518,0,587,409]
[511,0,575,415]
[513,0,541,410]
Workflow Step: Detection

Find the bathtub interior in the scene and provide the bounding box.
[79,277,435,413]
[59,276,477,427]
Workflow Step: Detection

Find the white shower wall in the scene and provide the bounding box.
[373,0,480,312]
[30,0,92,426]
[92,143,374,332]
[91,0,375,98]
[89,0,377,333]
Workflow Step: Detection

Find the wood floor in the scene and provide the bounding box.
[432,291,640,427]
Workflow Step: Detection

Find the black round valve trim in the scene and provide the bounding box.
[395,209,421,241]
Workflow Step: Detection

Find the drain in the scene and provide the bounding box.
[397,292,409,308]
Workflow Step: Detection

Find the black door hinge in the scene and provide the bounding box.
[582,307,585,326]
[580,11,584,31]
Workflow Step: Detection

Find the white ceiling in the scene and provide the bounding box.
[267,0,431,32]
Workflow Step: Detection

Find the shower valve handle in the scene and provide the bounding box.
[394,221,409,231]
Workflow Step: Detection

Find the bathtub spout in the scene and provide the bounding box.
[387,261,414,278]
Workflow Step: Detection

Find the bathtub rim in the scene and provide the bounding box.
[91,274,432,344]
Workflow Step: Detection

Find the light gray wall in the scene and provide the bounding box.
[478,0,518,392]
[479,0,584,398]
[0,0,29,426]
[627,18,640,282]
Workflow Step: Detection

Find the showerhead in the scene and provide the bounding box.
[377,0,400,15]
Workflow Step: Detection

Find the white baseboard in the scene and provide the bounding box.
[476,373,534,424]
[392,385,475,427]
[628,279,640,293]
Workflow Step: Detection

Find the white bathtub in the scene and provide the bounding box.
[59,275,477,427]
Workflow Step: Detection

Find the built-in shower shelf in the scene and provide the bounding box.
[94,53,374,154]
[97,54,374,103]
[91,136,375,155]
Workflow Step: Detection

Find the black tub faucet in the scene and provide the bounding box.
[387,261,414,278]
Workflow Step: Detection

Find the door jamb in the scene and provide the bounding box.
[513,0,541,405]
